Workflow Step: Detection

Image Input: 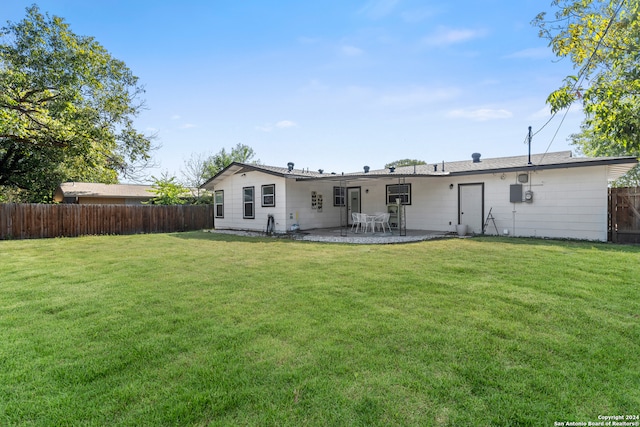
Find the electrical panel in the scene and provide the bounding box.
[510,184,522,203]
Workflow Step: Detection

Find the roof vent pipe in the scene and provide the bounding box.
[364,166,370,173]
[287,162,294,172]
[472,153,481,163]
[389,166,395,173]
[433,164,438,172]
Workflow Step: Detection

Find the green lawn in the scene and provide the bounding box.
[1,232,639,426]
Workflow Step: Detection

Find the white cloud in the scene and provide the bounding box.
[341,45,364,56]
[446,108,513,121]
[298,36,321,44]
[276,120,297,129]
[257,120,298,132]
[422,27,487,47]
[181,123,196,129]
[170,114,181,120]
[401,8,438,23]
[375,86,461,109]
[300,79,329,93]
[528,104,583,120]
[505,47,552,60]
[358,0,400,20]
[529,106,553,120]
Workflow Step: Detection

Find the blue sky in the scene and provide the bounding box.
[4,0,584,180]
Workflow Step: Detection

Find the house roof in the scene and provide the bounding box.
[201,151,638,188]
[55,182,155,200]
[356,151,637,180]
[201,162,325,188]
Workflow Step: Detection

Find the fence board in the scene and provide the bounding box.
[0,204,214,240]
[609,187,640,244]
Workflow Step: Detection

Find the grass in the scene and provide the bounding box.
[0,232,639,426]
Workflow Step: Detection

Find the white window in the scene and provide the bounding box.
[333,186,345,206]
[262,184,275,207]
[214,190,224,218]
[243,186,255,219]
[386,184,411,205]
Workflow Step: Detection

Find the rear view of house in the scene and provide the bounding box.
[201,151,637,242]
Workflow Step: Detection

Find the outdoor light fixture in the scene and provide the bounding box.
[449,184,454,189]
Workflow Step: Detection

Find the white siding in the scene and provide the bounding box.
[213,171,289,232]
[213,171,344,232]
[400,166,610,241]
[486,167,609,240]
[212,164,612,241]
[284,180,343,230]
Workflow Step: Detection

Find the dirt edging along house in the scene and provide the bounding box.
[200,151,638,242]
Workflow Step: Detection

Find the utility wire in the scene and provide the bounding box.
[527,0,625,165]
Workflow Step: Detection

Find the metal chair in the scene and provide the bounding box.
[351,212,366,233]
[374,213,391,233]
[362,213,376,233]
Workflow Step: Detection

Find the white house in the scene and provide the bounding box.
[200,151,638,241]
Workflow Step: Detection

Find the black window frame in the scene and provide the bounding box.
[333,186,345,206]
[386,183,411,205]
[214,190,224,218]
[243,186,255,219]
[261,184,276,207]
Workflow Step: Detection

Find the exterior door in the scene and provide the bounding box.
[459,183,484,234]
[347,187,361,225]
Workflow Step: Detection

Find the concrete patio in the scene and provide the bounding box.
[209,227,453,244]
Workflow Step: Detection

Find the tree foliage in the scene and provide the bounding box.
[0,6,153,201]
[534,0,640,164]
[384,159,426,169]
[147,173,189,205]
[202,143,259,179]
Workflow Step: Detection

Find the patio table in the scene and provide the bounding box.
[359,213,388,233]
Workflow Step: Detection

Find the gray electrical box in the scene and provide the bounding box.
[510,184,523,203]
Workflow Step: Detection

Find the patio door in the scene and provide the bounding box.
[458,183,484,234]
[347,187,361,225]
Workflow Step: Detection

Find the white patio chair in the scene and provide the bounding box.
[351,212,365,233]
[374,213,391,233]
[362,213,376,233]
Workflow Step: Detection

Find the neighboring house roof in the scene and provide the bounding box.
[54,182,155,201]
[201,152,638,188]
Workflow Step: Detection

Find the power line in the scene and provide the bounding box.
[527,0,625,164]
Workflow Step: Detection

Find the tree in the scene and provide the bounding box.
[384,159,426,169]
[202,143,259,178]
[0,6,153,201]
[147,173,189,205]
[533,0,640,169]
[179,152,214,203]
[181,152,210,190]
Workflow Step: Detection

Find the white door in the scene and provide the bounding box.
[459,183,484,234]
[347,187,361,225]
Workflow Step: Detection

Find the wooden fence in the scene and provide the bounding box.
[0,204,214,240]
[609,187,640,244]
